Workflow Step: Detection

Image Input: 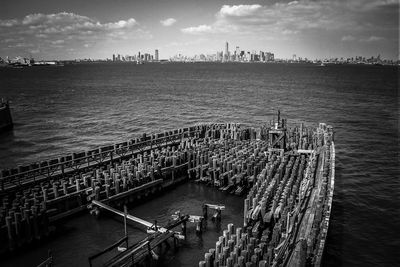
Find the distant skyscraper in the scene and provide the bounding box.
[155,49,159,61]
[235,46,240,61]
[224,42,229,62]
[112,54,116,61]
[217,51,223,62]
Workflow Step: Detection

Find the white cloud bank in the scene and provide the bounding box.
[0,12,151,57]
[181,1,398,42]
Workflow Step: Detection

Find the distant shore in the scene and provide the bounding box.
[1,60,398,67]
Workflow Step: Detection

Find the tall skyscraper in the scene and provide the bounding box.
[155,49,159,61]
[224,42,229,62]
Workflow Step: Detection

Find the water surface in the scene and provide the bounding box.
[0,63,398,266]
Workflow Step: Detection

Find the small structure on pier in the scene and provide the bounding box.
[203,203,225,221]
[268,110,287,151]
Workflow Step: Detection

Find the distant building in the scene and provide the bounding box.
[155,49,159,61]
[224,42,229,62]
[112,54,116,61]
[217,51,223,62]
[260,51,265,62]
[266,52,274,62]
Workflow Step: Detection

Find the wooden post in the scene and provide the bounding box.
[196,218,203,234]
[124,205,128,237]
[5,216,14,250]
[203,204,208,219]
[181,221,187,236]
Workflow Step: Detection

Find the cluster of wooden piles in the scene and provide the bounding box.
[0,127,197,191]
[188,125,269,195]
[286,123,316,151]
[199,222,267,267]
[0,123,257,254]
[199,123,334,267]
[0,139,193,252]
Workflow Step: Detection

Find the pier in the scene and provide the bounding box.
[0,113,335,266]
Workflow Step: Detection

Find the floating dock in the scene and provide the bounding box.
[0,112,334,266]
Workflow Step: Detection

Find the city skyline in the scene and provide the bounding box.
[2,41,395,65]
[0,0,398,60]
[108,43,276,63]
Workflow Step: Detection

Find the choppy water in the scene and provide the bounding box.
[0,62,398,266]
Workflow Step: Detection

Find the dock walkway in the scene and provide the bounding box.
[0,128,198,193]
[91,200,168,233]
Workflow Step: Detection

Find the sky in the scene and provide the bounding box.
[0,0,398,60]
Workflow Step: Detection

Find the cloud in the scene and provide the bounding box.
[342,35,385,42]
[11,43,34,48]
[342,35,356,41]
[0,12,150,56]
[30,49,40,54]
[181,1,399,39]
[218,5,262,17]
[282,29,299,35]
[181,2,345,35]
[160,18,177,27]
[0,19,18,27]
[361,36,385,42]
[181,25,214,34]
[51,40,65,45]
[14,12,139,34]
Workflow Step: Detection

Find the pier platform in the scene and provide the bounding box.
[0,114,335,267]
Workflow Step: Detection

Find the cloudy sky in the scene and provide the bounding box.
[0,0,398,60]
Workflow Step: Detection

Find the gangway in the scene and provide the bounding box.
[91,200,168,233]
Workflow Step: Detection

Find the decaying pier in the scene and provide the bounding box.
[0,112,334,266]
[198,118,335,267]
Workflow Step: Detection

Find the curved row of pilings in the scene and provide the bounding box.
[199,123,334,267]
